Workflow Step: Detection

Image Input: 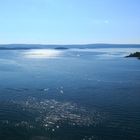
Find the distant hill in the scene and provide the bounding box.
[0,44,140,50]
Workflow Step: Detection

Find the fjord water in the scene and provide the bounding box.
[0,46,140,140]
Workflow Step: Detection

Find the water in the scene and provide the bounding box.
[0,46,140,140]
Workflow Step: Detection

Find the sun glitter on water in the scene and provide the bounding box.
[23,49,62,58]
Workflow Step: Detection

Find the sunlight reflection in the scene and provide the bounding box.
[23,49,62,58]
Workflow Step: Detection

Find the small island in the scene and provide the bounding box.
[54,47,69,50]
[126,52,140,59]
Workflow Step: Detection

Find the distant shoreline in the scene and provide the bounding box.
[0,44,140,50]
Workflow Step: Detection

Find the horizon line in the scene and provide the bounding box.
[0,43,140,46]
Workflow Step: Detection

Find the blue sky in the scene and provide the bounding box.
[0,0,140,44]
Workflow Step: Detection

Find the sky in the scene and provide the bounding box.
[0,0,140,44]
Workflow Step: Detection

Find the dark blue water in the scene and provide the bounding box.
[0,47,140,140]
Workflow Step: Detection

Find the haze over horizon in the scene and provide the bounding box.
[0,0,140,44]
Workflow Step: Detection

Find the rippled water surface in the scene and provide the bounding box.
[0,47,140,140]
